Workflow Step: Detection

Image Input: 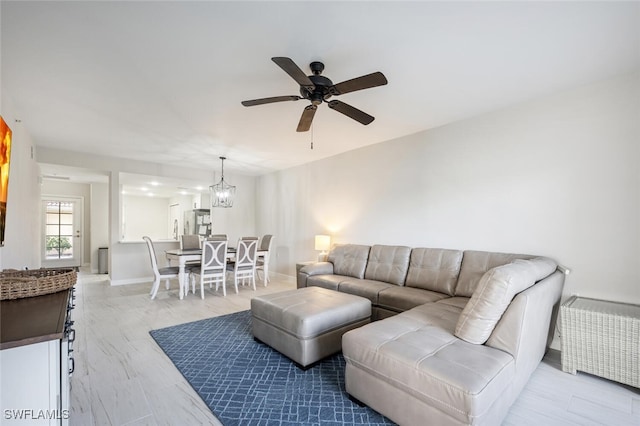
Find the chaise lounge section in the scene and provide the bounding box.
[297,244,565,425]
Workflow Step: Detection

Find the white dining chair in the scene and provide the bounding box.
[180,234,202,275]
[181,234,200,249]
[188,239,228,298]
[143,236,180,299]
[226,238,258,291]
[256,234,273,286]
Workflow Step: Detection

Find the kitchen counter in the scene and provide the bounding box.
[0,289,70,350]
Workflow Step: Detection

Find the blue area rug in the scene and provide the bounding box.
[150,310,395,426]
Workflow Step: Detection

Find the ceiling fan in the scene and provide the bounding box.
[241,57,388,132]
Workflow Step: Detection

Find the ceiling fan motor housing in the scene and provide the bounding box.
[301,63,334,105]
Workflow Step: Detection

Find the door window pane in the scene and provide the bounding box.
[44,201,74,260]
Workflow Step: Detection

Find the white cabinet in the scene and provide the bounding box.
[0,340,68,425]
[191,193,211,209]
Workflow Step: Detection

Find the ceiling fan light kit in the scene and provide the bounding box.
[242,57,388,133]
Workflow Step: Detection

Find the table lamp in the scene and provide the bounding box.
[315,235,331,262]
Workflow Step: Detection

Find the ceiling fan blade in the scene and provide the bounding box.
[241,95,302,107]
[330,71,388,96]
[272,57,315,92]
[296,105,317,132]
[327,100,374,125]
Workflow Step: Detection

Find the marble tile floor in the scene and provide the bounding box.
[70,268,297,426]
[70,269,639,426]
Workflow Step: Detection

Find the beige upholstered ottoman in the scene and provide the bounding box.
[251,286,371,369]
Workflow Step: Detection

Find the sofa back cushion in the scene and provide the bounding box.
[364,245,411,286]
[327,244,371,279]
[454,257,558,344]
[454,250,535,297]
[405,248,463,295]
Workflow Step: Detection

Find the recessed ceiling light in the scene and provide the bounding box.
[150,181,160,186]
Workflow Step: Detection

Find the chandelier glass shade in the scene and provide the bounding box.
[210,156,236,208]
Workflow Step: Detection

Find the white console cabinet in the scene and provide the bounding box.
[0,340,69,425]
[1,288,74,426]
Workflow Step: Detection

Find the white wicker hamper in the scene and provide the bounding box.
[560,296,639,388]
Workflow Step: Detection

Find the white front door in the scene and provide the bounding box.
[41,197,83,268]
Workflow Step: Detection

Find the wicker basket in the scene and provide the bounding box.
[0,268,77,300]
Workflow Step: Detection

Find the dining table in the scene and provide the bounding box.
[165,247,268,299]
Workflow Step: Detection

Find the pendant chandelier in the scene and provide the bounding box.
[210,156,236,208]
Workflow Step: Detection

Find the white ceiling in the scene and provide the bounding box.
[2,1,639,181]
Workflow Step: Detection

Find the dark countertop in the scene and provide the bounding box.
[0,289,70,350]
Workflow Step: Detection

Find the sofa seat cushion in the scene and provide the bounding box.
[338,278,395,304]
[378,286,449,312]
[306,274,351,291]
[343,303,515,424]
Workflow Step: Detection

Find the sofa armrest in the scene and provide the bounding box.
[486,270,564,367]
[296,262,334,288]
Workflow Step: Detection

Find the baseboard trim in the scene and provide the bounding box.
[109,277,152,286]
[270,272,296,283]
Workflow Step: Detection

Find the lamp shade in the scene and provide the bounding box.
[314,235,331,252]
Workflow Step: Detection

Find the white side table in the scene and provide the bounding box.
[560,296,639,388]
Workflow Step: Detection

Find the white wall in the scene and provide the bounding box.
[257,72,640,305]
[122,194,170,241]
[0,96,41,270]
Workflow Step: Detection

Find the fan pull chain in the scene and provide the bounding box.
[310,124,314,150]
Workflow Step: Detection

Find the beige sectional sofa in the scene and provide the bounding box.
[296,244,565,425]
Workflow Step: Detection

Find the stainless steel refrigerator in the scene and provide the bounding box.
[183,209,211,236]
